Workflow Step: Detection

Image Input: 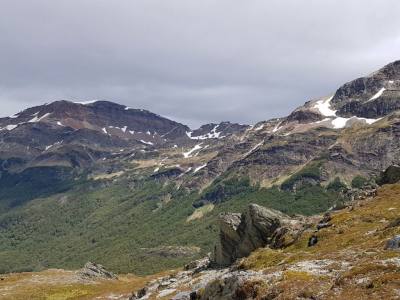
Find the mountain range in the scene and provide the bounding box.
[0,60,399,277]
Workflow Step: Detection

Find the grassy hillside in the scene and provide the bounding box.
[0,269,167,300]
[238,183,400,299]
[0,171,342,275]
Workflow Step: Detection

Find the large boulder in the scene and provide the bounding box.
[213,204,303,266]
[378,165,400,185]
[198,270,271,300]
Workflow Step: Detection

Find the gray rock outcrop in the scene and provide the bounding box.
[213,204,304,266]
[78,262,117,280]
[379,165,400,185]
[198,270,274,300]
[184,256,210,273]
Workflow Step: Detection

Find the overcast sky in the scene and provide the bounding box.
[1,0,400,128]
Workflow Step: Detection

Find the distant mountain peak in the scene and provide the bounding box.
[187,121,249,140]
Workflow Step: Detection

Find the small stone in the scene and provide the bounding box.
[317,222,332,230]
[308,235,318,247]
[385,235,400,250]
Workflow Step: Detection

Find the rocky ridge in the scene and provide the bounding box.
[78,261,118,280]
[0,61,399,199]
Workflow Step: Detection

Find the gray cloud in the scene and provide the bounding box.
[1,0,400,127]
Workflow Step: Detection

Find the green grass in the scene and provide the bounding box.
[281,160,323,191]
[0,166,79,212]
[195,176,256,207]
[0,170,342,275]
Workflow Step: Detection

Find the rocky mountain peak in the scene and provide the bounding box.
[371,59,400,80]
[187,121,249,140]
[0,100,195,170]
[330,60,400,118]
[0,99,191,142]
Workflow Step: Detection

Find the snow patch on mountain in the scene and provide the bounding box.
[254,124,264,131]
[243,141,264,158]
[193,164,207,173]
[331,117,348,129]
[140,140,154,146]
[186,125,225,140]
[44,141,63,151]
[183,144,203,158]
[271,122,282,133]
[313,96,336,117]
[366,88,386,102]
[109,125,129,133]
[9,113,19,119]
[331,116,381,129]
[28,113,51,123]
[0,124,18,131]
[1,112,52,131]
[309,95,381,129]
[74,100,99,105]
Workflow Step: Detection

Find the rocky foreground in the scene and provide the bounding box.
[129,183,400,300]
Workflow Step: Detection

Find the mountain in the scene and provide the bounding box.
[332,60,400,118]
[0,60,399,277]
[0,100,249,172]
[0,100,189,169]
[187,122,249,140]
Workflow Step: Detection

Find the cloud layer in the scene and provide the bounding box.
[1,0,400,127]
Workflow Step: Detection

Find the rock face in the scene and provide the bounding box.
[213,204,304,266]
[78,262,117,280]
[285,109,323,124]
[332,60,400,118]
